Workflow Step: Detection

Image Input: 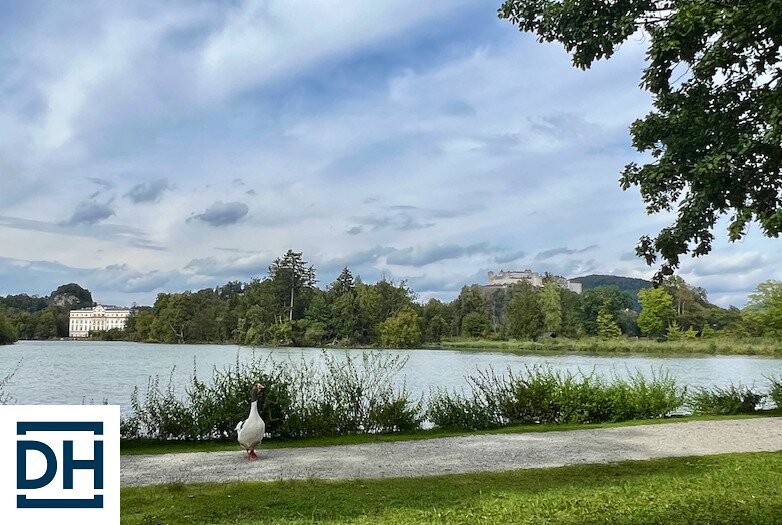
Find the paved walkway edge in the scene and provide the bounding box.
[121,417,782,486]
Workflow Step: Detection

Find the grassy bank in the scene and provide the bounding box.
[430,336,782,356]
[120,411,781,455]
[121,451,782,524]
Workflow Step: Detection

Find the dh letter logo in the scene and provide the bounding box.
[0,406,119,525]
[16,422,104,508]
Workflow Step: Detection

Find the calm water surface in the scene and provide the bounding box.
[2,340,782,414]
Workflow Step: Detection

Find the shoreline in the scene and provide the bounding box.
[13,336,782,357]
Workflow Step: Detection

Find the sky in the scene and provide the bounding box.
[0,0,779,308]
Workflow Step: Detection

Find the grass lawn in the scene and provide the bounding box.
[120,411,781,455]
[430,336,782,356]
[121,451,782,524]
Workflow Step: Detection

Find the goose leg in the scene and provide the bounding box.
[248,449,257,460]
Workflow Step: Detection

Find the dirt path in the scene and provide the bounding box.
[121,417,782,486]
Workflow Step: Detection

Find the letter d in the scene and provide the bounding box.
[17,441,57,490]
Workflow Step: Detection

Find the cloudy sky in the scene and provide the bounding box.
[0,1,778,308]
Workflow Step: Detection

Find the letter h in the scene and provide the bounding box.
[63,440,103,490]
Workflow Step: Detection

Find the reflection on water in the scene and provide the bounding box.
[1,340,781,414]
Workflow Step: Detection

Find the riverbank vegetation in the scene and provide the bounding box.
[120,351,781,442]
[426,368,683,430]
[3,251,780,353]
[433,336,782,356]
[121,451,782,525]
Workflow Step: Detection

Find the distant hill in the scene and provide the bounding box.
[571,274,652,310]
[49,283,93,310]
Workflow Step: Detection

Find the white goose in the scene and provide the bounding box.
[236,383,266,460]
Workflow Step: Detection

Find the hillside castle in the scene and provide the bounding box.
[485,270,582,294]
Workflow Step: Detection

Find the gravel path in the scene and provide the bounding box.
[121,418,782,486]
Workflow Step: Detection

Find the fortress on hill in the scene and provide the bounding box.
[485,269,582,294]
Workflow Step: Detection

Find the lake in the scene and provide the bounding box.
[2,340,782,414]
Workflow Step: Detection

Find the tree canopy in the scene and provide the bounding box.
[745,280,782,335]
[0,253,775,344]
[637,287,676,337]
[499,0,782,280]
[0,310,17,345]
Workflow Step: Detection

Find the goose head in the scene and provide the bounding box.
[251,382,266,402]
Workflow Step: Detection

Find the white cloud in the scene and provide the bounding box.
[0,2,778,307]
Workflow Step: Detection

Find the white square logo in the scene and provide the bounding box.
[0,405,120,525]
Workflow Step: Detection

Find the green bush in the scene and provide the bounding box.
[688,385,765,415]
[426,390,500,430]
[426,366,683,430]
[122,351,423,441]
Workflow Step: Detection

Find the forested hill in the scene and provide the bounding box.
[571,275,652,310]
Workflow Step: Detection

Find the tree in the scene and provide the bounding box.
[148,293,190,343]
[559,288,584,337]
[328,267,355,298]
[637,288,676,338]
[665,322,682,342]
[581,286,633,335]
[745,280,782,335]
[485,286,512,330]
[330,292,361,343]
[662,276,712,329]
[379,307,422,348]
[540,281,562,333]
[597,305,622,339]
[421,299,456,341]
[505,282,542,340]
[0,310,17,345]
[615,308,640,337]
[500,1,782,280]
[461,311,490,338]
[327,268,360,343]
[455,285,487,334]
[425,315,448,342]
[268,250,317,322]
[130,310,154,341]
[34,308,58,340]
[354,279,415,343]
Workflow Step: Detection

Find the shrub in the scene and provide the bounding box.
[122,351,423,441]
[688,385,765,415]
[426,390,500,430]
[768,376,782,410]
[427,366,684,430]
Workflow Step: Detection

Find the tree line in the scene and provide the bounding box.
[1,250,780,347]
[0,284,94,345]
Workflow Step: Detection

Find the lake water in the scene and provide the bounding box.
[2,340,782,414]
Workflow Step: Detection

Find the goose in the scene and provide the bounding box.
[236,382,266,460]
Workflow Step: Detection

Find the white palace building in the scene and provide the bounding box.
[69,305,132,338]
